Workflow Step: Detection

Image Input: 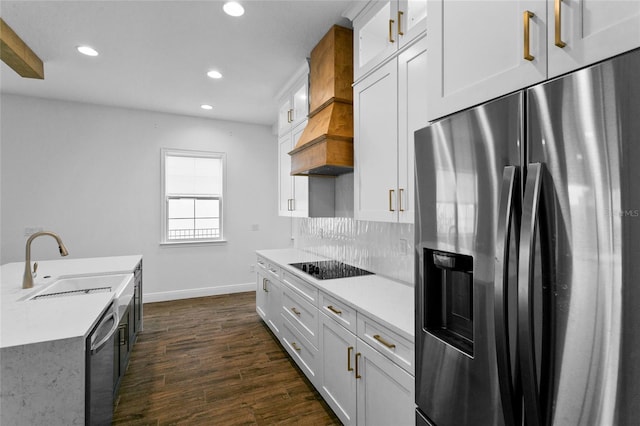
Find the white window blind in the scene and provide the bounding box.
[161,149,225,243]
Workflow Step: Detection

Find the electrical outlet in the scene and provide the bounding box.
[251,224,260,231]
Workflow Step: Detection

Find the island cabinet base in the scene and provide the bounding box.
[1,337,86,425]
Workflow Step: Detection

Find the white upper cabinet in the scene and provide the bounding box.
[354,35,427,223]
[278,121,310,217]
[428,0,640,122]
[353,0,427,81]
[547,0,640,77]
[277,68,309,135]
[427,0,547,121]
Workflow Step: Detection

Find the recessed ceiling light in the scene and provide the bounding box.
[207,70,223,79]
[223,2,245,17]
[77,45,99,56]
[201,104,214,110]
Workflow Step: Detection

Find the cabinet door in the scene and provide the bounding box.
[278,133,293,216]
[354,0,397,81]
[278,97,292,135]
[397,35,428,224]
[354,59,399,222]
[427,0,547,121]
[266,277,282,336]
[548,0,640,77]
[397,0,427,49]
[256,271,268,321]
[290,122,310,217]
[356,340,415,426]
[291,77,309,127]
[319,313,357,425]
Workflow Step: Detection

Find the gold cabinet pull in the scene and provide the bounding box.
[262,278,268,292]
[523,11,535,61]
[399,188,405,212]
[389,189,395,212]
[397,11,404,36]
[373,334,396,349]
[389,19,395,43]
[554,0,566,48]
[355,352,362,379]
[291,307,301,316]
[327,305,342,315]
[287,109,293,123]
[291,342,301,352]
[347,346,354,371]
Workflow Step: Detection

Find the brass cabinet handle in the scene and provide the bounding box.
[287,109,293,123]
[355,352,362,379]
[554,0,566,48]
[389,189,395,212]
[291,342,301,352]
[327,305,342,315]
[523,11,535,61]
[373,334,396,349]
[399,188,405,212]
[398,11,404,36]
[347,346,354,371]
[263,278,269,292]
[291,307,301,316]
[389,19,395,43]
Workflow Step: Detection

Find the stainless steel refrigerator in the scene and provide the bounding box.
[414,47,640,426]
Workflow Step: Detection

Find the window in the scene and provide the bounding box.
[161,149,225,244]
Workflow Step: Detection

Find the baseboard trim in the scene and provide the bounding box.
[144,282,254,303]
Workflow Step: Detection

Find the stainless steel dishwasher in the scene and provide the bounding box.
[85,304,118,425]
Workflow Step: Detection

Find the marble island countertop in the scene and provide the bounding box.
[256,248,414,341]
[0,255,142,349]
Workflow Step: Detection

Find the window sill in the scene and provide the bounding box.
[160,239,228,247]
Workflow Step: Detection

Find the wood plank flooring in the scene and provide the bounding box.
[112,292,341,425]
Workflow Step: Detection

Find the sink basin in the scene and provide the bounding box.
[27,274,133,301]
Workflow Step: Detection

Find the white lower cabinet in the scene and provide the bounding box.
[256,259,282,337]
[319,310,415,426]
[356,340,415,426]
[319,311,358,425]
[256,255,414,425]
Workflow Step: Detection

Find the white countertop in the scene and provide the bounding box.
[256,248,414,341]
[0,255,142,348]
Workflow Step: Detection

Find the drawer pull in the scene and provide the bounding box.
[327,305,342,315]
[347,346,354,371]
[291,307,301,316]
[262,278,268,292]
[388,19,395,43]
[355,352,362,379]
[389,189,395,212]
[373,334,396,349]
[291,342,301,352]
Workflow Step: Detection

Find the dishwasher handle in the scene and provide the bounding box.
[91,311,119,355]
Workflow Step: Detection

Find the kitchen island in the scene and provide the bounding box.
[0,255,142,426]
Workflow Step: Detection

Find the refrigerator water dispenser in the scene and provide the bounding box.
[424,249,474,356]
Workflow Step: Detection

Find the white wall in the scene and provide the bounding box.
[0,94,292,301]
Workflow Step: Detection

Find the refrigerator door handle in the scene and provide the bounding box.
[518,162,544,426]
[494,165,520,426]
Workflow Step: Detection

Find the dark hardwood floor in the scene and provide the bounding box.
[112,292,341,425]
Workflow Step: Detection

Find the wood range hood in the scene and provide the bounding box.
[289,25,354,176]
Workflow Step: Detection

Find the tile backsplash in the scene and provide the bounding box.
[293,217,414,285]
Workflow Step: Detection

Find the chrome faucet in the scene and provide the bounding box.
[23,231,69,289]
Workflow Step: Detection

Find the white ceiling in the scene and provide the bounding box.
[0,0,361,126]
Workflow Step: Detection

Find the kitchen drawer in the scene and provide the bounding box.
[281,314,319,388]
[281,270,319,306]
[257,257,281,280]
[282,286,319,348]
[357,314,414,375]
[319,292,356,335]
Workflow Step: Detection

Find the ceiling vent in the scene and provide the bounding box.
[289,25,354,176]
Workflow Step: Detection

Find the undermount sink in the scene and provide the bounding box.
[26,274,133,301]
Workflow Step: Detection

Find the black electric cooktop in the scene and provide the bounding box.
[289,260,374,280]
